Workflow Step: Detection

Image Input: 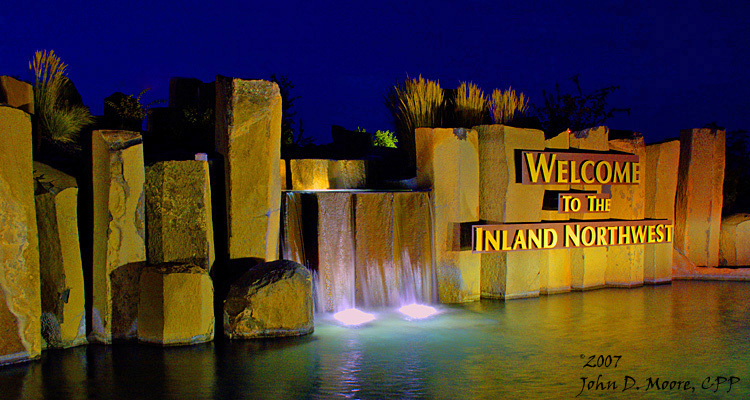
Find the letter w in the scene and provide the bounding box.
[525,152,556,183]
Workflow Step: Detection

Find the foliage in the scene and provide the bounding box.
[534,74,630,136]
[356,127,398,148]
[105,88,165,125]
[269,74,314,147]
[489,86,529,125]
[453,81,487,128]
[29,50,93,145]
[385,75,445,164]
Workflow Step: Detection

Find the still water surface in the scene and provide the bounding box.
[2,281,749,399]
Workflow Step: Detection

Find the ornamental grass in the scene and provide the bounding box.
[453,81,487,128]
[488,86,529,125]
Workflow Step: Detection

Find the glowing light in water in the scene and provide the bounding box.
[333,308,375,325]
[398,303,438,319]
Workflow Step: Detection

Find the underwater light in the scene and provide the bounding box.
[333,308,375,325]
[398,303,438,319]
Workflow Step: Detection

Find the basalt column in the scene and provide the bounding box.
[674,128,725,267]
[644,140,680,282]
[91,130,146,343]
[0,106,41,365]
[606,135,646,287]
[476,125,545,299]
[215,77,282,262]
[416,127,480,303]
[569,126,609,290]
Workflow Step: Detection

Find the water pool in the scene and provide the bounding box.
[2,281,749,399]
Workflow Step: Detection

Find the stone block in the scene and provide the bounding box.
[644,140,680,283]
[606,135,646,287]
[138,264,214,345]
[720,214,750,266]
[33,162,86,349]
[290,159,330,190]
[393,192,435,303]
[91,130,146,343]
[145,160,214,271]
[354,193,397,307]
[540,249,571,295]
[223,260,313,338]
[317,192,355,311]
[0,106,41,365]
[568,126,609,289]
[329,160,367,189]
[476,125,545,299]
[0,76,33,114]
[675,128,725,267]
[416,127,480,303]
[215,77,281,261]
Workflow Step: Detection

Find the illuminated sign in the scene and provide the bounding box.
[521,151,640,185]
[473,220,673,252]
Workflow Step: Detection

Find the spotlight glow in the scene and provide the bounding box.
[398,303,438,319]
[333,308,375,325]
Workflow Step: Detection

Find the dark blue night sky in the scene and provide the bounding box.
[2,0,748,144]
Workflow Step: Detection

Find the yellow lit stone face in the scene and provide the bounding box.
[291,159,330,190]
[329,160,367,189]
[675,129,725,267]
[138,265,214,346]
[34,162,86,349]
[91,130,146,343]
[223,260,313,338]
[0,106,41,365]
[644,140,680,283]
[145,160,214,271]
[417,127,480,303]
[719,214,750,266]
[606,136,646,287]
[215,77,281,262]
[476,125,545,300]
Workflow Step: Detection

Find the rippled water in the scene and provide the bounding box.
[2,281,749,399]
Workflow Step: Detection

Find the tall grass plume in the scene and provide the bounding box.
[454,81,487,128]
[488,87,529,125]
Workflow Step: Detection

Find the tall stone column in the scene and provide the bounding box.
[91,130,146,343]
[569,126,609,290]
[674,129,725,267]
[215,76,282,262]
[416,127,480,303]
[606,135,646,287]
[477,125,545,300]
[34,162,87,349]
[644,140,680,282]
[0,106,41,365]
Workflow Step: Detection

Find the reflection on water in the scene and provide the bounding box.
[1,281,749,399]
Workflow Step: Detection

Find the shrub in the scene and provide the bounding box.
[357,127,398,148]
[385,75,444,165]
[29,50,93,146]
[105,88,164,128]
[488,86,529,125]
[453,81,487,128]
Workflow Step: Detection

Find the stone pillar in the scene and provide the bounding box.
[145,160,214,271]
[416,127,480,303]
[393,192,435,303]
[476,125,545,299]
[0,106,41,365]
[674,128,725,267]
[317,192,355,311]
[329,160,367,189]
[606,135,646,287]
[644,140,680,282]
[34,162,86,349]
[354,193,397,308]
[91,130,146,343]
[540,131,571,295]
[719,214,750,266]
[569,126,609,290]
[215,76,281,261]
